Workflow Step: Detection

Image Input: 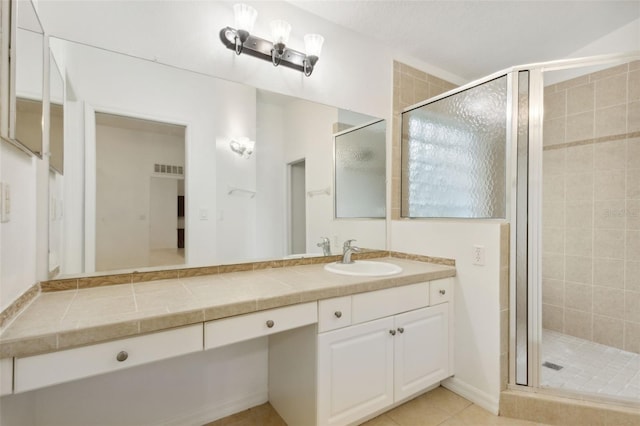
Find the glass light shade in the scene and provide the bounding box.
[270,20,292,45]
[304,34,324,57]
[233,3,257,32]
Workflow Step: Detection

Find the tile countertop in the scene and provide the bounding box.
[0,258,456,359]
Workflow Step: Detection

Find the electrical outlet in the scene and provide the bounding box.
[473,245,485,266]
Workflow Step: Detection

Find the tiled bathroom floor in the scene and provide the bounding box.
[541,329,640,402]
[204,386,549,426]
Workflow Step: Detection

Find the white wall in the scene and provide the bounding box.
[61,99,84,274]
[290,161,306,254]
[255,97,286,258]
[48,170,63,273]
[391,220,504,413]
[149,177,178,250]
[0,20,43,313]
[0,145,37,313]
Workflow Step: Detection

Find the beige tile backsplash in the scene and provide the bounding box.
[542,62,640,354]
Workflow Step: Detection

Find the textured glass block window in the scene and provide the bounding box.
[335,119,386,218]
[401,76,508,218]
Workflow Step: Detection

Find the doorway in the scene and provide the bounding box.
[94,112,186,271]
[288,159,306,255]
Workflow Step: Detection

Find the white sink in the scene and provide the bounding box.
[324,260,402,277]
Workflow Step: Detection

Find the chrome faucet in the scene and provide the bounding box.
[317,237,331,256]
[341,239,360,264]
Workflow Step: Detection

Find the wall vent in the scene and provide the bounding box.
[154,164,184,176]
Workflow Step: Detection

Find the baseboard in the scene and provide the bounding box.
[161,389,269,426]
[442,377,499,415]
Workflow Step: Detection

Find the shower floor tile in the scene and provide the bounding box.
[542,329,640,402]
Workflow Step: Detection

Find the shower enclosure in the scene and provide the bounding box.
[535,56,640,403]
[402,52,640,407]
[516,53,640,406]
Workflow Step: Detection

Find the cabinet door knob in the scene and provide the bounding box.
[334,311,342,318]
[439,289,446,295]
[397,327,404,334]
[116,351,128,362]
[389,329,396,336]
[266,320,275,328]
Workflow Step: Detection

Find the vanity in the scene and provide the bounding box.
[0,257,455,425]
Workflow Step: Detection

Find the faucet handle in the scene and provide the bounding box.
[343,239,356,251]
[317,237,329,247]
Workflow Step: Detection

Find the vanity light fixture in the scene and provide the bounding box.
[229,137,255,158]
[232,3,258,54]
[220,3,324,76]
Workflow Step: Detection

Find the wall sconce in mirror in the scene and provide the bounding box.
[229,137,255,158]
[220,3,324,76]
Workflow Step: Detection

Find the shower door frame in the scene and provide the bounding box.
[509,51,640,402]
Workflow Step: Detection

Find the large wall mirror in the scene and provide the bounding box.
[46,37,387,277]
[2,0,44,156]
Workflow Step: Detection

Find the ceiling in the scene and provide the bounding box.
[289,0,640,80]
[36,1,639,83]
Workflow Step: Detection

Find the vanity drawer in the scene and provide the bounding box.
[204,302,317,350]
[430,279,452,305]
[318,296,352,332]
[14,324,203,393]
[351,282,429,325]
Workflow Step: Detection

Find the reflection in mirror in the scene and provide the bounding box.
[335,119,386,218]
[49,53,64,173]
[48,51,65,277]
[49,38,386,278]
[11,0,44,155]
[95,113,186,272]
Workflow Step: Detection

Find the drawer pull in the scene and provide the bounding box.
[397,327,404,334]
[389,329,396,336]
[116,351,128,362]
[334,311,342,318]
[439,289,446,295]
[266,320,275,328]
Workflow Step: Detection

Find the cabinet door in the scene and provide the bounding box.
[317,316,394,426]
[394,304,449,401]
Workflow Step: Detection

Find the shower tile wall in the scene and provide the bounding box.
[542,61,640,354]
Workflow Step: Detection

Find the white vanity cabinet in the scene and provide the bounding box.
[317,316,395,426]
[393,304,449,401]
[315,280,453,426]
